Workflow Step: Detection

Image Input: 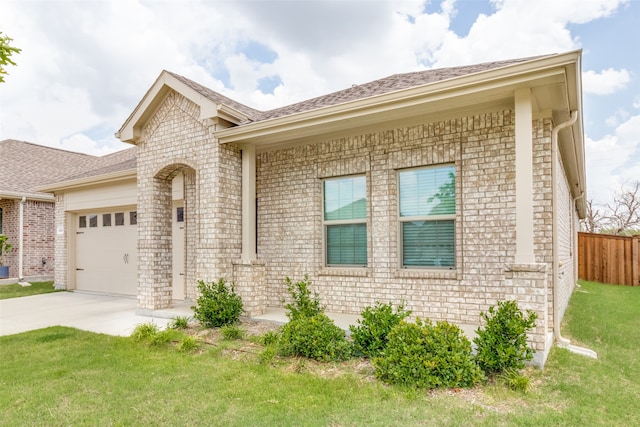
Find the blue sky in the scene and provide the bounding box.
[0,0,638,206]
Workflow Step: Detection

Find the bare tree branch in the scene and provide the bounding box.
[602,181,640,235]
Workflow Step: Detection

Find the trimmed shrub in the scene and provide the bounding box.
[192,279,244,328]
[350,301,411,357]
[282,275,323,321]
[373,318,484,389]
[279,313,352,362]
[473,300,538,374]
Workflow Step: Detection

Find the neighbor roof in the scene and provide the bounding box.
[0,139,137,199]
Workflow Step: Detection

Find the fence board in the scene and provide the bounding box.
[578,232,640,286]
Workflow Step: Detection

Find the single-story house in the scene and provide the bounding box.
[42,50,587,366]
[0,140,95,281]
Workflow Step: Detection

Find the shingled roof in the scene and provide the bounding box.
[252,56,544,121]
[0,139,136,197]
[167,54,548,124]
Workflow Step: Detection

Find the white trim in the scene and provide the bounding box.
[514,88,535,264]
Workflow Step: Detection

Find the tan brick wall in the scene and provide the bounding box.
[555,147,577,321]
[136,91,242,310]
[53,194,68,288]
[255,110,554,346]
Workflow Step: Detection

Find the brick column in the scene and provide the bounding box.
[53,194,68,289]
[232,260,266,316]
[137,175,173,311]
[503,263,550,367]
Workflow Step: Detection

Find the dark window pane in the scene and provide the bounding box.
[79,215,86,228]
[103,213,112,227]
[129,211,137,225]
[115,212,124,226]
[89,215,98,228]
[176,207,184,223]
[326,223,367,266]
[402,220,454,268]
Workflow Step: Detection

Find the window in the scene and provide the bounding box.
[115,212,124,226]
[79,215,87,228]
[399,165,455,268]
[176,207,184,223]
[129,211,137,225]
[0,208,3,234]
[89,215,98,228]
[323,175,367,266]
[103,213,112,227]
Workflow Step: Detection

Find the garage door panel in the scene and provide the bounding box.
[75,211,137,296]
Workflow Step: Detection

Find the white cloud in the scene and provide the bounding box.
[432,0,628,67]
[585,114,640,204]
[0,0,633,162]
[583,68,631,95]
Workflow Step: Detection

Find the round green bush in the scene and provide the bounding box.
[192,279,244,328]
[373,318,484,389]
[349,301,411,357]
[279,313,352,362]
[473,300,538,374]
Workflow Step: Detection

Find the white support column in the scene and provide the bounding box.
[514,88,535,264]
[240,144,257,261]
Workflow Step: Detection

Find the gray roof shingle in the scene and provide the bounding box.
[0,139,136,195]
[168,54,548,124]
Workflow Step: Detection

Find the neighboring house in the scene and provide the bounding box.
[0,140,93,280]
[44,50,587,366]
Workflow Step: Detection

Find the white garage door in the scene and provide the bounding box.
[75,210,137,296]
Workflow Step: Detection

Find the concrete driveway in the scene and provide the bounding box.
[0,291,193,337]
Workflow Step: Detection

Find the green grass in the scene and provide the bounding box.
[0,281,62,299]
[0,280,638,426]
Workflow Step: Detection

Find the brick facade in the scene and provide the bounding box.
[136,91,242,311]
[132,100,568,362]
[0,198,55,279]
[252,110,556,356]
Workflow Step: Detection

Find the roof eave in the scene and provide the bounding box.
[215,50,582,145]
[115,71,248,144]
[37,168,137,193]
[0,191,55,202]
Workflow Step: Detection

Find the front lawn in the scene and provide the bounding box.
[0,280,638,426]
[0,281,61,300]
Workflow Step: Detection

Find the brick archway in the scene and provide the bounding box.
[137,163,196,311]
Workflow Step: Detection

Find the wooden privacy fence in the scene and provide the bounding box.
[578,232,640,286]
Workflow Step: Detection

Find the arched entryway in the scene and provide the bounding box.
[138,163,196,311]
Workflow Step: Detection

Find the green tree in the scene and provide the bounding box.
[0,32,21,83]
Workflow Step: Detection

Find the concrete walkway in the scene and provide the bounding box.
[0,292,192,337]
[0,291,361,337]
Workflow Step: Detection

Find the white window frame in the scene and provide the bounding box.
[398,164,456,270]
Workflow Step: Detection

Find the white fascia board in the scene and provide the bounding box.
[0,191,55,202]
[216,51,581,145]
[116,71,237,144]
[37,169,137,193]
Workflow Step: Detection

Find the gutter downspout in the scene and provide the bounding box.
[551,111,595,358]
[18,196,31,287]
